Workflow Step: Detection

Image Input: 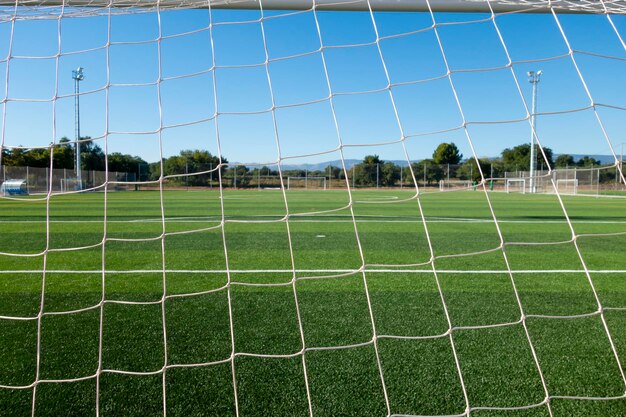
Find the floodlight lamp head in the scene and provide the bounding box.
[72,67,85,81]
[527,70,542,83]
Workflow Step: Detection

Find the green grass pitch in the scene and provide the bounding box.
[0,189,625,416]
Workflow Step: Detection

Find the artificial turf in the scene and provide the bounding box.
[0,188,624,416]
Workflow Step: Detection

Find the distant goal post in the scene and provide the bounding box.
[555,178,578,195]
[439,179,472,191]
[60,178,83,193]
[506,178,526,194]
[286,176,327,190]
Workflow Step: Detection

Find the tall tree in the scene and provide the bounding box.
[258,166,277,176]
[23,148,50,168]
[53,138,75,170]
[380,162,400,186]
[354,155,383,186]
[80,138,105,171]
[458,158,492,182]
[229,165,250,187]
[576,156,601,167]
[108,153,148,180]
[501,143,554,172]
[555,154,575,168]
[411,159,444,185]
[432,142,463,165]
[4,148,27,166]
[163,149,226,186]
[326,165,342,180]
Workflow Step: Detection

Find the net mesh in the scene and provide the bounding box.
[0,0,625,416]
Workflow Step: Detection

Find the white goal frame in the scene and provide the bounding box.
[439,179,472,191]
[556,178,579,195]
[286,176,327,190]
[59,178,82,193]
[1,0,622,13]
[2,1,626,416]
[505,178,526,194]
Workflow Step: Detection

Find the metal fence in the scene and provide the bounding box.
[4,163,623,194]
[1,166,136,194]
[504,165,625,195]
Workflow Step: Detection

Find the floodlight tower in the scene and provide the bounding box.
[527,70,542,194]
[72,67,85,190]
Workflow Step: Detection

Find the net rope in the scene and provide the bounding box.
[0,0,625,416]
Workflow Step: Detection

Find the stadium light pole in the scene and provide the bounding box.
[72,67,85,190]
[527,70,542,194]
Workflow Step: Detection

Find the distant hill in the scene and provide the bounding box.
[276,159,412,171]
[244,155,617,171]
[566,154,617,165]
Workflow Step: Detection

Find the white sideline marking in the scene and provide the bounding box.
[355,196,399,202]
[218,196,250,200]
[2,216,626,225]
[0,269,624,274]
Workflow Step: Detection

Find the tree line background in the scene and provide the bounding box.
[0,138,616,188]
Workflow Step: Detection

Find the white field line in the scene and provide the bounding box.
[1,216,626,225]
[0,269,625,274]
[355,196,399,202]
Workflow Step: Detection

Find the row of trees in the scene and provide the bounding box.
[554,154,603,168]
[1,139,614,187]
[324,143,612,187]
[1,138,148,176]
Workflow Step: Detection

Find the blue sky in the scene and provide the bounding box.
[0,6,625,166]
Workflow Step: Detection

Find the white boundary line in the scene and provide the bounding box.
[1,269,625,274]
[2,217,626,224]
[355,196,399,202]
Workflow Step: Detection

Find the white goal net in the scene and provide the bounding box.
[1,0,625,416]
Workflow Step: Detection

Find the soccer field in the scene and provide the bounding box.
[0,189,625,416]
